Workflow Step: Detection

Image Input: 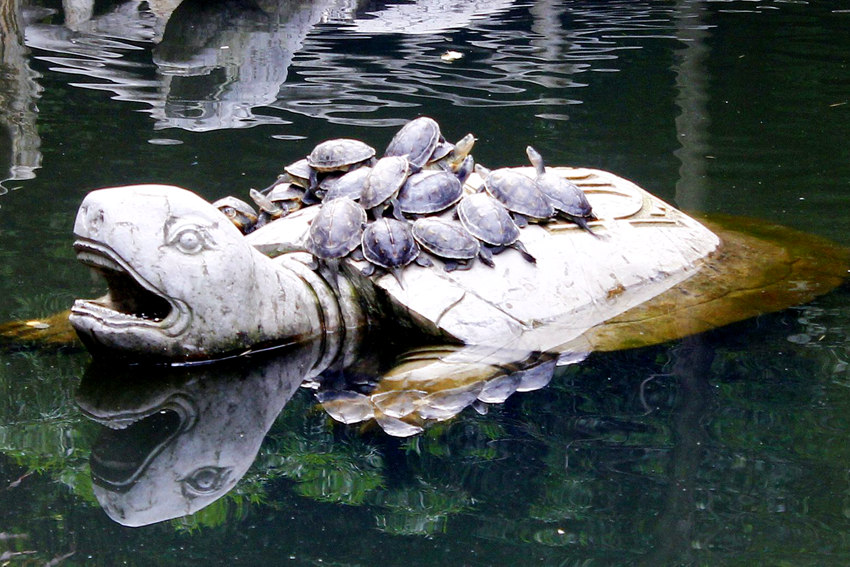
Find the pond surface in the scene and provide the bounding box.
[2,0,850,564]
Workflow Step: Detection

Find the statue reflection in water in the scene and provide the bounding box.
[77,327,557,526]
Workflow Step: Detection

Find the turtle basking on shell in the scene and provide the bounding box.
[475,164,554,227]
[456,192,536,265]
[426,133,476,174]
[384,116,441,171]
[396,170,463,217]
[360,217,424,286]
[526,146,598,237]
[307,197,367,286]
[412,217,492,271]
[322,166,371,202]
[306,138,376,199]
[360,156,410,220]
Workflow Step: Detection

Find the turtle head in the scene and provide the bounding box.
[70,184,316,361]
[525,145,545,175]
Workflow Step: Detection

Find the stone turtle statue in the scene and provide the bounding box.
[67,167,721,362]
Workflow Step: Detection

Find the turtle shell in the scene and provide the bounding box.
[307,197,367,259]
[323,166,371,202]
[361,218,420,269]
[384,117,441,169]
[307,139,375,172]
[412,217,480,260]
[481,167,554,221]
[456,193,520,246]
[360,156,410,210]
[283,158,312,187]
[397,170,463,215]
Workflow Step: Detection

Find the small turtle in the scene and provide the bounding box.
[283,158,313,188]
[307,138,376,173]
[384,117,441,171]
[426,133,476,174]
[306,138,376,196]
[212,196,258,234]
[307,197,367,260]
[267,183,307,215]
[323,166,371,202]
[249,188,285,227]
[412,217,490,271]
[249,184,307,229]
[307,197,367,287]
[457,192,536,265]
[360,155,410,220]
[526,146,598,236]
[361,218,423,286]
[396,170,463,217]
[476,164,554,227]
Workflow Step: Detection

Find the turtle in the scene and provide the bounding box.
[360,217,424,286]
[360,155,410,220]
[456,192,536,265]
[266,183,307,216]
[306,197,367,287]
[322,166,371,202]
[426,133,476,174]
[256,158,314,198]
[212,196,258,234]
[412,217,492,271]
[307,197,367,261]
[306,138,376,198]
[526,145,598,237]
[282,158,313,188]
[396,170,463,217]
[249,184,307,229]
[475,164,554,227]
[249,188,285,229]
[384,117,441,171]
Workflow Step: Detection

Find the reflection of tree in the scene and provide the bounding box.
[0,0,41,193]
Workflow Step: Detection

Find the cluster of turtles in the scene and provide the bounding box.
[214,116,597,281]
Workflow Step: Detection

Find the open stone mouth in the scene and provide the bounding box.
[72,239,177,327]
[88,399,193,490]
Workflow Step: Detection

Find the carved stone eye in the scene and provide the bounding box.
[167,225,212,255]
[182,466,230,496]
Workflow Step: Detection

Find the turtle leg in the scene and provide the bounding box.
[349,248,365,262]
[361,263,376,277]
[390,197,406,221]
[477,246,495,267]
[513,213,528,228]
[511,240,537,264]
[446,259,473,272]
[415,254,433,268]
[567,214,600,239]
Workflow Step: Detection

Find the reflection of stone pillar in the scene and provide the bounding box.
[0,0,42,193]
[673,0,711,212]
[529,0,564,62]
[62,0,94,30]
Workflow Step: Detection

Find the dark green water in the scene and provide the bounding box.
[2,0,850,564]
